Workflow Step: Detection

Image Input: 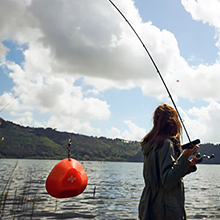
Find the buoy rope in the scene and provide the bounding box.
[67,139,71,160]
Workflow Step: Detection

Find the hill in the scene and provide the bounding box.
[0,118,143,161]
[0,118,219,163]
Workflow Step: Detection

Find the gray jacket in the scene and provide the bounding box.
[138,138,196,220]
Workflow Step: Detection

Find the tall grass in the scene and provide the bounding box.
[0,160,18,219]
[0,161,38,220]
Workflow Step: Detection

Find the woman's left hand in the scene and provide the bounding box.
[190,155,198,166]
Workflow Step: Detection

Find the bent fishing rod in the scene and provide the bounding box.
[108,0,214,161]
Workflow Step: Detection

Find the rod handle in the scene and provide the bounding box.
[181,139,200,150]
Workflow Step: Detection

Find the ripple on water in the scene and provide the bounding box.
[1,160,220,219]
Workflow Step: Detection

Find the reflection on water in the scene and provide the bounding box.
[185,165,220,219]
[0,159,220,219]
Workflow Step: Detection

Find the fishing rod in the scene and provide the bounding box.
[108,0,214,161]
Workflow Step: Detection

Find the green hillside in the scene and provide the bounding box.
[0,118,219,163]
[0,118,143,161]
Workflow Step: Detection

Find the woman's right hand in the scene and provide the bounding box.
[182,145,199,159]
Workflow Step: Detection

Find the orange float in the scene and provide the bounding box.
[46,158,88,198]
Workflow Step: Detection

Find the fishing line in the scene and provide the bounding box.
[45,77,88,199]
[108,1,215,161]
[67,76,75,160]
[0,101,12,113]
[0,94,19,114]
[108,0,192,142]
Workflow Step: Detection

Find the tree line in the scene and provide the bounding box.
[0,118,219,163]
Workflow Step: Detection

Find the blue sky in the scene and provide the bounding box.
[1,0,220,144]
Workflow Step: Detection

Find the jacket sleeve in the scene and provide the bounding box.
[158,139,194,190]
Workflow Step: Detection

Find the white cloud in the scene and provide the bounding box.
[182,102,220,144]
[0,92,20,112]
[1,0,220,141]
[46,115,101,135]
[107,126,121,139]
[0,0,39,44]
[107,120,146,141]
[1,59,111,134]
[11,111,34,126]
[3,0,219,100]
[181,0,220,28]
[170,62,220,102]
[121,120,146,141]
[181,0,220,58]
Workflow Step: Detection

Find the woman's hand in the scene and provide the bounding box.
[182,145,199,159]
[189,155,198,166]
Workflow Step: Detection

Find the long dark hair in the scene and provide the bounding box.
[141,103,182,153]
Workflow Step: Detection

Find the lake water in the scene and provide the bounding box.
[0,159,220,220]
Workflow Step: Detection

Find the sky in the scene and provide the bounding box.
[1,0,220,144]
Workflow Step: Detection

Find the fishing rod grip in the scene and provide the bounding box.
[181,139,200,150]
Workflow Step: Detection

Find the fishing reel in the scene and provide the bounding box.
[182,139,215,163]
[195,153,215,163]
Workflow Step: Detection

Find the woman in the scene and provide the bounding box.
[138,103,198,220]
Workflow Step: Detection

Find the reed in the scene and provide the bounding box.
[0,160,18,219]
[0,161,39,220]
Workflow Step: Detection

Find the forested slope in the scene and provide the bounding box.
[0,118,219,163]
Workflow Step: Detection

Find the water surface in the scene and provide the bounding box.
[0,159,220,219]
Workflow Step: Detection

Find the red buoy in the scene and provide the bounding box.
[46,158,88,198]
